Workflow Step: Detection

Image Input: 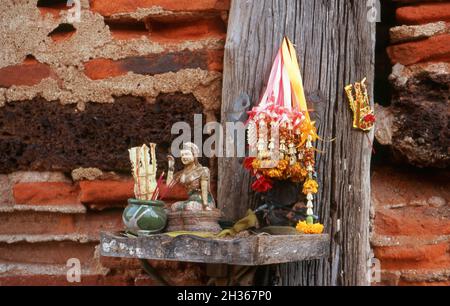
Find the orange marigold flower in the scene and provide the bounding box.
[277,159,288,171]
[267,169,283,179]
[288,163,307,179]
[303,179,319,195]
[252,159,261,169]
[296,221,324,234]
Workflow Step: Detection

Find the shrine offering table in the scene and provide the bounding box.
[100,232,330,266]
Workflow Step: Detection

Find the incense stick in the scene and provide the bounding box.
[151,172,165,201]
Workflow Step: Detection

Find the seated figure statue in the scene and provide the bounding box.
[169,142,216,212]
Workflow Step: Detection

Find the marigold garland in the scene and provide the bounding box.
[244,37,322,231]
[296,221,324,234]
[302,179,319,195]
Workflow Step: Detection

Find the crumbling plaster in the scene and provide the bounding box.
[0,0,223,121]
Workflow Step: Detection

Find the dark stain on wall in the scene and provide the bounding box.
[0,93,206,173]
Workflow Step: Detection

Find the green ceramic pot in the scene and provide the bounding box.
[122,199,167,235]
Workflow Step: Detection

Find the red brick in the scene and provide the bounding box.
[83,50,222,80]
[79,180,133,207]
[206,49,224,72]
[387,34,450,65]
[0,210,123,237]
[397,3,450,25]
[381,258,450,271]
[13,182,80,206]
[78,179,189,209]
[374,243,450,270]
[106,17,227,42]
[0,57,56,88]
[83,58,125,80]
[374,243,448,262]
[398,280,450,286]
[0,242,97,265]
[149,17,226,43]
[372,166,450,209]
[90,0,230,17]
[105,20,148,40]
[374,207,450,236]
[0,272,136,286]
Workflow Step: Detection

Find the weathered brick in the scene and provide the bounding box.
[371,166,450,210]
[83,50,223,80]
[374,243,450,270]
[373,270,400,286]
[390,22,450,44]
[0,210,123,238]
[398,280,450,286]
[13,182,80,206]
[380,258,450,271]
[149,17,226,43]
[374,243,449,262]
[397,3,450,25]
[106,16,227,43]
[375,269,450,287]
[386,64,450,168]
[0,242,97,265]
[0,262,137,286]
[371,234,450,248]
[105,19,148,40]
[90,0,230,16]
[79,180,133,208]
[401,268,450,283]
[374,207,450,236]
[0,175,13,205]
[0,57,56,88]
[79,179,190,209]
[0,273,136,286]
[387,34,450,65]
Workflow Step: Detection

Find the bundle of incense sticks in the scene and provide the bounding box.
[150,172,178,201]
[158,177,178,201]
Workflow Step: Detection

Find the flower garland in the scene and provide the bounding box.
[244,37,322,231]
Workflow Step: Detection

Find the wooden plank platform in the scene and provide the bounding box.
[100,232,330,266]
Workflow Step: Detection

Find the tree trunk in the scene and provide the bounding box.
[218,0,375,286]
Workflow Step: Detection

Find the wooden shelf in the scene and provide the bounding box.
[100,232,330,266]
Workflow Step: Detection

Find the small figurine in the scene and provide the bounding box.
[345,78,376,132]
[166,142,222,233]
[169,142,216,212]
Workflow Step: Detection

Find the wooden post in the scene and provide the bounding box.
[218,0,375,286]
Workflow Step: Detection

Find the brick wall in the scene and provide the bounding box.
[1,0,448,286]
[372,0,450,286]
[0,0,229,285]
